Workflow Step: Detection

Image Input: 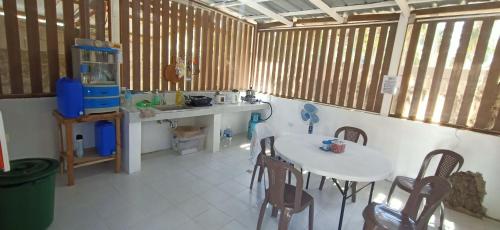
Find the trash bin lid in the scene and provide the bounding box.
[0,158,59,187]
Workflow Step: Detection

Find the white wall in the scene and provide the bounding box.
[0,97,95,160]
[0,94,252,159]
[265,96,500,219]
[140,112,251,154]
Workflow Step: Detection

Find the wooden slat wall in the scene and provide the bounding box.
[408,22,437,120]
[392,16,500,133]
[170,1,178,90]
[200,11,209,91]
[120,0,130,89]
[0,0,112,97]
[79,0,90,38]
[178,4,186,90]
[212,14,220,90]
[45,0,60,92]
[161,0,170,91]
[193,10,202,91]
[356,26,376,109]
[152,0,161,91]
[142,0,151,91]
[306,30,320,100]
[365,26,388,111]
[424,23,453,121]
[338,28,356,105]
[121,1,254,92]
[395,23,422,116]
[456,19,494,126]
[25,0,43,94]
[254,23,396,111]
[3,0,23,94]
[205,11,214,90]
[321,28,336,103]
[95,0,106,41]
[131,0,141,90]
[347,27,366,107]
[0,0,251,98]
[224,19,233,90]
[373,25,396,113]
[186,6,194,91]
[475,37,500,129]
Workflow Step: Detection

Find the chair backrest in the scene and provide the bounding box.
[262,156,304,211]
[260,136,276,157]
[415,149,464,181]
[401,176,452,229]
[334,126,368,146]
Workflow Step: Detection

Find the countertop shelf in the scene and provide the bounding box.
[61,148,116,169]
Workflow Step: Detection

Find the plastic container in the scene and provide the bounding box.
[83,85,120,97]
[172,134,205,155]
[95,121,116,156]
[56,77,84,118]
[75,134,84,158]
[0,158,59,230]
[83,97,120,109]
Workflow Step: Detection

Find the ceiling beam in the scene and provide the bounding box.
[308,0,344,22]
[211,0,268,8]
[394,0,411,16]
[238,0,294,26]
[246,0,437,21]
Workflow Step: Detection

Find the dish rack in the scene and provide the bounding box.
[72,39,121,115]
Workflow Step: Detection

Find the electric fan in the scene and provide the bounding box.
[300,103,319,134]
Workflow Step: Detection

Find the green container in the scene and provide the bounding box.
[0,158,59,230]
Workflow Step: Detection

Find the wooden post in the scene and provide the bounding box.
[64,121,75,186]
[380,13,410,116]
[58,122,64,175]
[114,116,122,173]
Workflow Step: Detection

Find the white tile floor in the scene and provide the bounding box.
[49,136,500,230]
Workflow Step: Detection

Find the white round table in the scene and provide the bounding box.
[274,133,392,230]
[275,133,392,183]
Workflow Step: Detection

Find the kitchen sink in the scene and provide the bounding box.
[154,105,193,111]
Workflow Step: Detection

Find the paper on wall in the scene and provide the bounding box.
[381,75,401,95]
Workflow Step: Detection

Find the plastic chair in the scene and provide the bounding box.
[250,136,275,189]
[387,149,464,229]
[256,156,314,230]
[316,126,367,202]
[363,176,452,230]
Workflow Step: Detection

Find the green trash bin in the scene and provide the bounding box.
[0,158,59,230]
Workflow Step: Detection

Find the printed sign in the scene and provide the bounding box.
[381,75,401,95]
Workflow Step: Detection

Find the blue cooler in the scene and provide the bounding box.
[95,121,116,156]
[56,78,83,118]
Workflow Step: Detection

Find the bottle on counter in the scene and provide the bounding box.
[152,89,161,106]
[222,127,233,147]
[75,134,84,158]
[124,89,133,108]
[175,90,184,106]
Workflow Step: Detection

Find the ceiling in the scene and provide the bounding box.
[200,0,493,24]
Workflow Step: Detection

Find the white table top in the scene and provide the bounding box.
[275,134,393,182]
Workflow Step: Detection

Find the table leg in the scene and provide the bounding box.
[338,180,349,230]
[58,123,64,175]
[368,182,375,204]
[114,117,122,173]
[64,122,75,186]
